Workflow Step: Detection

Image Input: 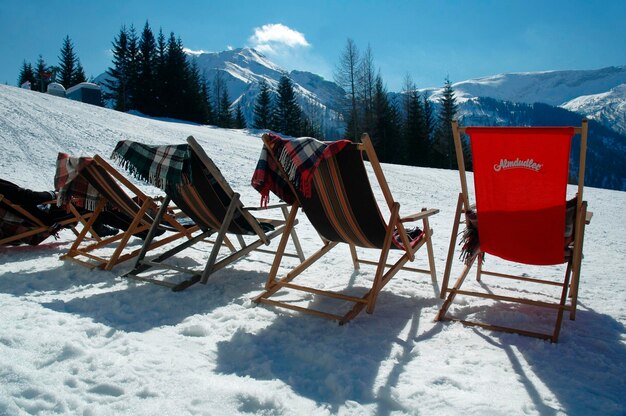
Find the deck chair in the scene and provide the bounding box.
[0,194,72,246]
[253,133,439,324]
[59,154,195,270]
[122,136,305,292]
[436,120,592,342]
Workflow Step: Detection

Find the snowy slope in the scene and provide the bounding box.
[1,84,625,415]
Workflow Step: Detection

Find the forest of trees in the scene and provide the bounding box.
[17,27,466,169]
[333,38,464,170]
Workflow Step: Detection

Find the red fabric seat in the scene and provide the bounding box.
[467,127,574,265]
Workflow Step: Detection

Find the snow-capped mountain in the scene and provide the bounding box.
[189,48,346,138]
[425,66,626,135]
[562,83,626,135]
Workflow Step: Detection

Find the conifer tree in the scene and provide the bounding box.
[33,55,53,92]
[433,77,459,169]
[72,59,87,85]
[217,87,233,128]
[358,44,375,137]
[371,74,400,162]
[272,75,302,137]
[253,79,273,129]
[135,21,157,115]
[58,35,77,88]
[105,26,132,111]
[17,61,35,89]
[234,104,247,129]
[153,29,167,116]
[202,76,214,125]
[401,75,428,165]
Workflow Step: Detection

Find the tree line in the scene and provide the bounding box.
[16,27,470,169]
[18,35,87,92]
[104,21,320,136]
[333,38,470,170]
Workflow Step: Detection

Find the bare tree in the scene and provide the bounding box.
[334,38,360,141]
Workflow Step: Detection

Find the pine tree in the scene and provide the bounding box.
[105,26,132,111]
[234,104,247,129]
[253,79,273,129]
[401,75,428,165]
[153,29,167,116]
[162,33,189,119]
[72,59,87,85]
[58,35,77,88]
[217,87,233,128]
[202,76,214,125]
[126,25,140,109]
[371,74,400,162]
[17,61,35,89]
[33,55,53,92]
[135,21,157,115]
[272,75,302,137]
[433,77,459,169]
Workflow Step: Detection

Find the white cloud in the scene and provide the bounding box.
[248,23,310,55]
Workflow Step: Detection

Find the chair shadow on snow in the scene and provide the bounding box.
[216,290,441,413]
[41,265,269,333]
[463,303,626,416]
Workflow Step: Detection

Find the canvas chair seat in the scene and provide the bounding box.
[437,121,592,342]
[58,153,195,270]
[253,133,439,324]
[120,136,304,292]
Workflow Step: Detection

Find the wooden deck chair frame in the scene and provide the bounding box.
[123,136,305,292]
[61,155,196,270]
[436,120,592,342]
[0,194,92,246]
[254,133,439,325]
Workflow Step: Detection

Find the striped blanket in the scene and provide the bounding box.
[55,153,100,210]
[251,134,351,206]
[111,140,192,198]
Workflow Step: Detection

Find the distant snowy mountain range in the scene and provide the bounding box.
[95,48,625,189]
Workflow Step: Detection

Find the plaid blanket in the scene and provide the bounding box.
[111,140,192,198]
[55,153,100,210]
[251,133,351,206]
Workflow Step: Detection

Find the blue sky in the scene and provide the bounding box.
[1,0,625,91]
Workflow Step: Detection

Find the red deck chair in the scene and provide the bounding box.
[437,120,592,342]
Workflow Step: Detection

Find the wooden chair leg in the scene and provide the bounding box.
[436,253,478,321]
[366,203,399,314]
[440,193,464,299]
[349,244,360,270]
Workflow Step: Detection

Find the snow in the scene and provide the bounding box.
[1,84,625,415]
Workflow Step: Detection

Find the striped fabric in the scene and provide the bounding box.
[169,153,253,235]
[296,144,424,250]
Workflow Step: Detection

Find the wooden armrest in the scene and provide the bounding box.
[246,203,290,211]
[400,208,440,223]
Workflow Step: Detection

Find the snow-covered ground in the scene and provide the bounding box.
[0,85,624,415]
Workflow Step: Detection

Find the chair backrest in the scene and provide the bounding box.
[175,136,259,236]
[453,121,588,265]
[267,137,390,249]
